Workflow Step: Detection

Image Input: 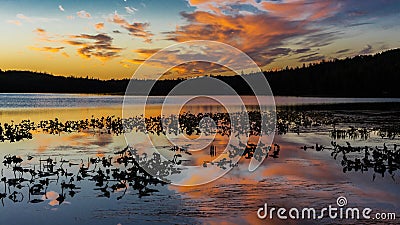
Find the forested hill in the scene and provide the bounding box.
[1,48,399,97]
[262,48,400,97]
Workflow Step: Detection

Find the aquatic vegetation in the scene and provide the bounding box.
[1,108,399,207]
[0,146,170,206]
[0,120,34,142]
[0,136,284,207]
[310,142,400,181]
[1,109,399,143]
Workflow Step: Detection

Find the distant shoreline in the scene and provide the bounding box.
[2,48,400,97]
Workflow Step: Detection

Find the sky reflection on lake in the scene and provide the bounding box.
[0,95,399,224]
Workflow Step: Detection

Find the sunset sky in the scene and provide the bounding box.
[1,0,399,80]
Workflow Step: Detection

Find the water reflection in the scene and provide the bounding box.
[1,103,400,224]
[1,146,170,207]
[1,109,399,143]
[1,135,286,206]
[309,141,400,181]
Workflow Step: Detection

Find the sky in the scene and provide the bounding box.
[0,0,400,80]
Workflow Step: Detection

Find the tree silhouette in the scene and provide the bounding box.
[1,48,400,97]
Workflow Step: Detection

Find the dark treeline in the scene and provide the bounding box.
[0,71,129,94]
[265,48,400,97]
[1,48,400,97]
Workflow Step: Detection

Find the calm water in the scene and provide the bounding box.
[0,94,399,225]
[1,93,400,109]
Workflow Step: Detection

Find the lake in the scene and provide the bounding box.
[0,94,399,224]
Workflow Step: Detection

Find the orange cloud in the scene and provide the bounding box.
[32,28,60,43]
[30,25,123,62]
[173,0,343,69]
[77,10,91,19]
[65,33,123,61]
[125,47,233,78]
[164,11,310,67]
[34,28,46,36]
[122,58,146,65]
[110,13,153,43]
[124,2,333,78]
[13,0,351,79]
[132,48,161,58]
[63,40,85,46]
[95,22,104,30]
[29,46,65,53]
